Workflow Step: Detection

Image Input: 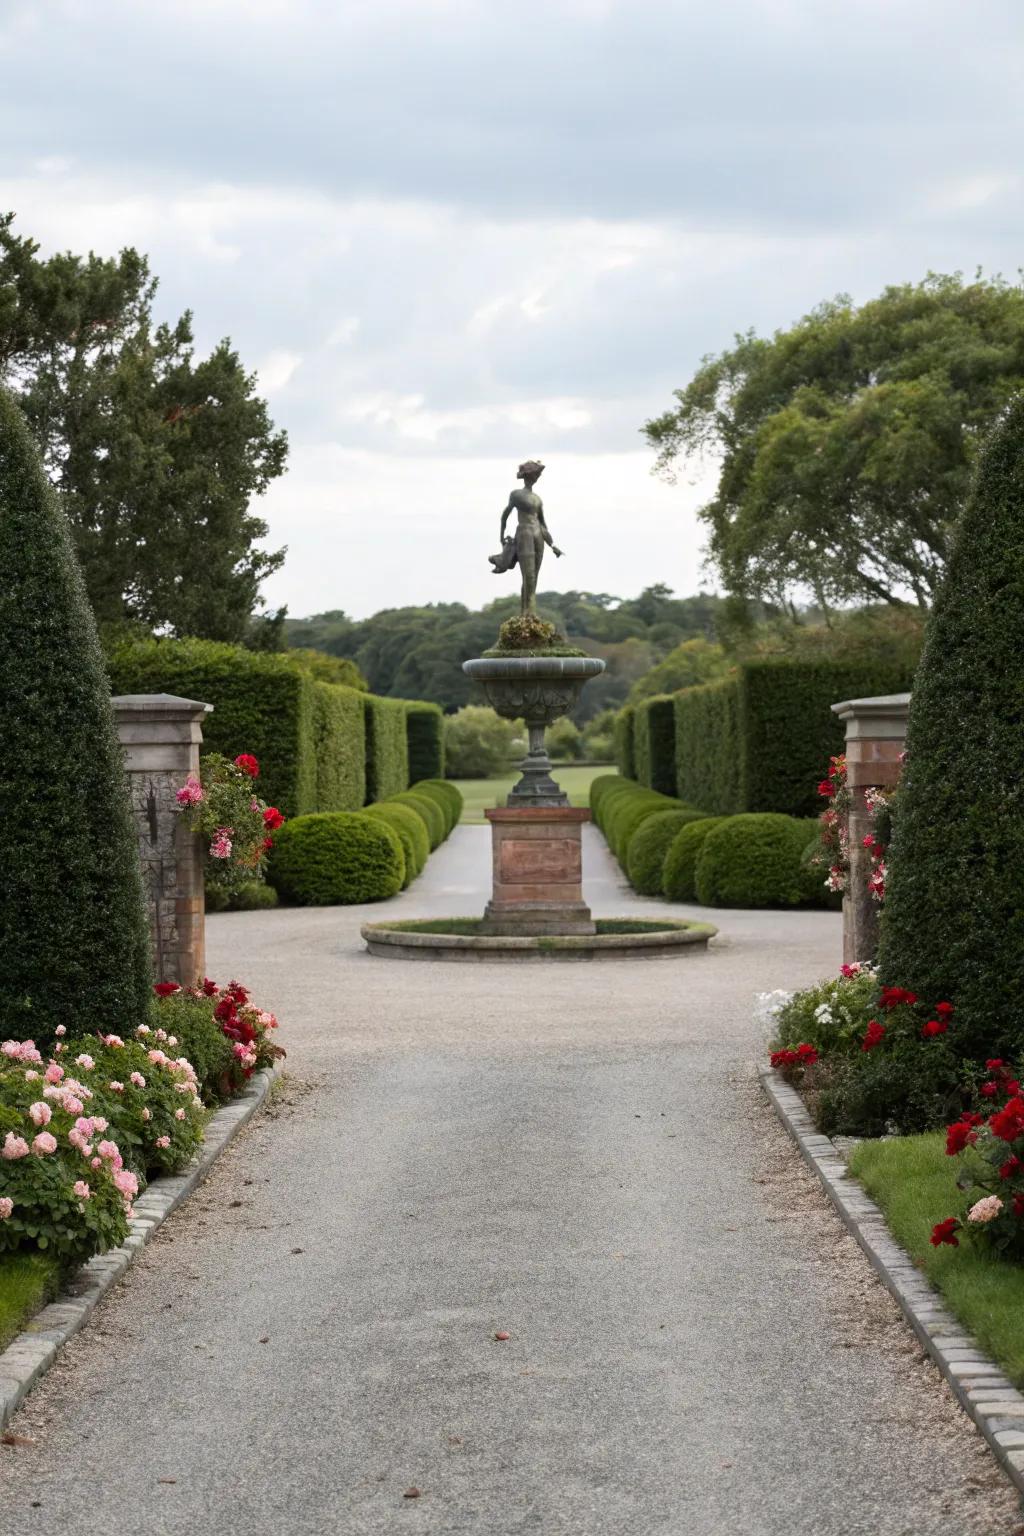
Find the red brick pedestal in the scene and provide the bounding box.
[482,807,595,935]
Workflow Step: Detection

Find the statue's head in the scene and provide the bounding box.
[517,459,545,486]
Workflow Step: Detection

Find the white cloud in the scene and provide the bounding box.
[256,349,303,393]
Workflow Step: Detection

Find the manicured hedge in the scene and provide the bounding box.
[267,812,405,904]
[633,695,677,797]
[675,659,914,818]
[364,695,410,804]
[0,388,151,1047]
[313,680,366,813]
[663,816,728,902]
[613,706,636,779]
[107,636,368,819]
[674,681,741,817]
[880,397,1024,1062]
[590,773,629,827]
[694,813,820,908]
[365,802,429,887]
[405,701,445,783]
[590,776,692,868]
[626,808,709,896]
[389,789,445,850]
[413,778,463,836]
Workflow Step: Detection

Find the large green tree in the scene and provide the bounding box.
[0,212,288,641]
[645,273,1024,610]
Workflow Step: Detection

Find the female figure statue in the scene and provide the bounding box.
[489,460,563,614]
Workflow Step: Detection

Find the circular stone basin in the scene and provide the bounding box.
[360,917,718,962]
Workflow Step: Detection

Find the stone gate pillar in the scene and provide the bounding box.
[830,692,910,965]
[111,693,213,987]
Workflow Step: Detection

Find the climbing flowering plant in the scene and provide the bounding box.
[176,753,285,901]
[809,755,897,903]
[810,755,851,893]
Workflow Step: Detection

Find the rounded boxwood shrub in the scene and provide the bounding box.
[390,790,445,850]
[879,396,1024,1062]
[0,388,151,1049]
[205,879,279,914]
[607,789,681,864]
[413,778,462,835]
[663,816,727,902]
[267,812,404,905]
[626,809,709,896]
[695,813,814,908]
[589,774,628,827]
[365,802,429,886]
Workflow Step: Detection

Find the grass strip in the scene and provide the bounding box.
[851,1132,1024,1385]
[452,765,614,824]
[0,1252,63,1351]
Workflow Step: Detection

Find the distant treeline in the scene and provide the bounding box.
[285,586,727,721]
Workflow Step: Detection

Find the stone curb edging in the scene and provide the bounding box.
[0,1065,278,1430]
[759,1064,1024,1496]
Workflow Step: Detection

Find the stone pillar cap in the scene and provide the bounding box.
[111,692,213,715]
[831,692,911,720]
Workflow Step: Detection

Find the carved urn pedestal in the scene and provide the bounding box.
[462,654,606,936]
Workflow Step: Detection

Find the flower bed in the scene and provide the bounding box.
[851,1132,1024,1385]
[0,976,283,1339]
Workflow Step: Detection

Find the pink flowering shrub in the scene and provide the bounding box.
[62,1034,205,1177]
[0,1047,134,1260]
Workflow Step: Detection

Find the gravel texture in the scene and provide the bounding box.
[0,827,1020,1535]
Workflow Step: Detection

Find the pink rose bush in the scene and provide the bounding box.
[0,1049,137,1261]
[1,974,281,1267]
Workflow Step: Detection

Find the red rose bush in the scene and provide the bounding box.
[933,1061,1024,1259]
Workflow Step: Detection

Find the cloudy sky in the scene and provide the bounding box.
[2,0,1021,618]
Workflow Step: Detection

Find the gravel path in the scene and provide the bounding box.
[1,827,1019,1535]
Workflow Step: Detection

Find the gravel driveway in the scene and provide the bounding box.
[1,827,1019,1535]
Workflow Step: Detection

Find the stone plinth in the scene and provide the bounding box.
[112,693,213,987]
[831,692,910,965]
[482,807,595,935]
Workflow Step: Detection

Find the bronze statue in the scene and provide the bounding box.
[489,460,563,613]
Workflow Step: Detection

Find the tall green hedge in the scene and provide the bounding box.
[107,636,378,818]
[880,398,1024,1061]
[405,700,445,782]
[633,694,677,796]
[0,388,151,1043]
[675,660,914,817]
[107,637,320,817]
[674,680,741,816]
[364,695,410,804]
[613,705,636,779]
[313,681,366,813]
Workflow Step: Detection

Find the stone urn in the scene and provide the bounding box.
[462,654,605,806]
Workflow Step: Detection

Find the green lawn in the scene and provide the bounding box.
[453,765,615,824]
[851,1132,1024,1384]
[0,1252,62,1351]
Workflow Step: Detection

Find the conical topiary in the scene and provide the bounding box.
[879,396,1024,1058]
[0,388,151,1045]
